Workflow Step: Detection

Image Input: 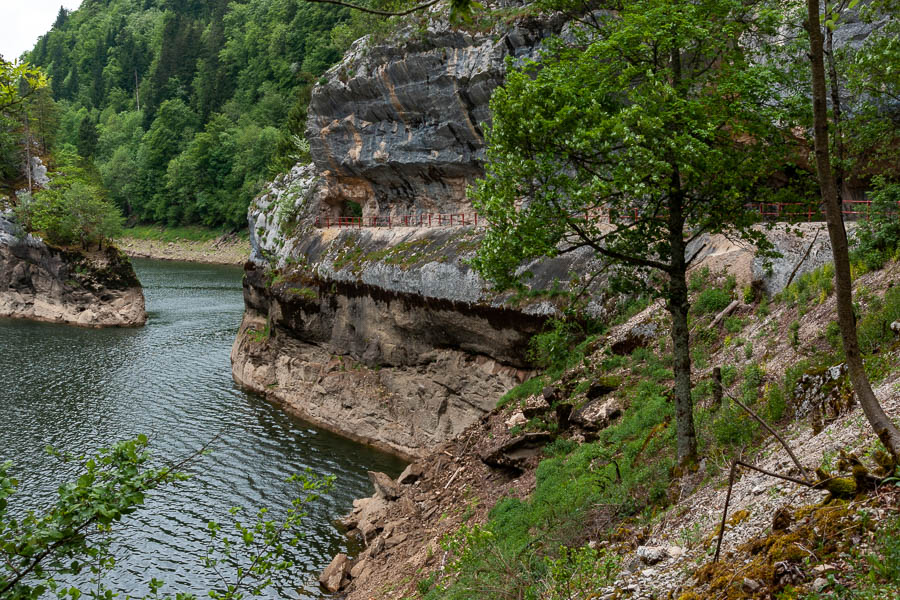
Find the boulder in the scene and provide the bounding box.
[610,322,659,355]
[0,215,146,327]
[368,471,402,500]
[522,394,551,418]
[542,385,559,403]
[350,558,369,579]
[319,553,349,592]
[555,402,574,430]
[636,545,669,565]
[479,432,554,470]
[572,397,622,431]
[397,462,424,485]
[505,411,527,429]
[342,495,390,538]
[792,363,855,430]
[585,376,621,400]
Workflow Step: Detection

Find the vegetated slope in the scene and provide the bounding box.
[331,246,900,600]
[23,0,360,229]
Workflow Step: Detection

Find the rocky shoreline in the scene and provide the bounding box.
[1,215,146,328]
[118,234,250,266]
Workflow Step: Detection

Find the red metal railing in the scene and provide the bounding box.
[312,201,898,229]
[314,213,481,228]
[743,200,900,222]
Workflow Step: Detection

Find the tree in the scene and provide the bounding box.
[0,58,47,192]
[803,0,900,460]
[0,58,46,117]
[14,153,124,249]
[471,0,785,466]
[76,114,99,158]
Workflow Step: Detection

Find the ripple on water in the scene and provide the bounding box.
[0,258,406,598]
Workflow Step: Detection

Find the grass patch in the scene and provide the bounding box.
[437,381,673,599]
[694,288,733,315]
[121,224,245,242]
[497,375,548,409]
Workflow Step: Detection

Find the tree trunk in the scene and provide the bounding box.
[806,0,900,460]
[665,47,697,468]
[669,271,697,467]
[667,170,697,467]
[825,25,845,207]
[24,110,32,195]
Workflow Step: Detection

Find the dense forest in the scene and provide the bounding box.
[16,0,379,229]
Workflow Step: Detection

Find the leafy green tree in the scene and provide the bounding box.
[22,0,352,228]
[0,436,183,599]
[471,0,784,466]
[14,153,123,249]
[854,176,900,270]
[0,58,47,117]
[0,57,47,191]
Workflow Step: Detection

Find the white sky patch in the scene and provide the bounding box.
[0,1,84,62]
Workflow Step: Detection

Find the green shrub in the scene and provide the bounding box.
[438,382,673,600]
[790,320,801,347]
[601,354,627,371]
[694,288,732,315]
[825,320,842,351]
[689,266,711,292]
[764,384,786,422]
[692,378,714,403]
[528,317,601,372]
[721,365,738,387]
[853,176,900,271]
[498,376,547,409]
[16,181,123,248]
[613,295,651,325]
[740,363,765,405]
[544,438,578,458]
[742,284,756,304]
[724,316,745,334]
[781,263,834,308]
[712,405,758,447]
[857,287,900,356]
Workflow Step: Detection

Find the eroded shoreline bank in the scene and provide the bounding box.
[118,235,250,266]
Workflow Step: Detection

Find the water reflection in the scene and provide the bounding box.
[0,258,405,598]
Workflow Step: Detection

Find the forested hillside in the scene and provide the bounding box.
[23,0,371,229]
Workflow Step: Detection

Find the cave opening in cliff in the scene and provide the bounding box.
[343,200,363,219]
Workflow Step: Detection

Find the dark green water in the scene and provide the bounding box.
[0,258,405,598]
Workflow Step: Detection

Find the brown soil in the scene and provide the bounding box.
[337,410,542,600]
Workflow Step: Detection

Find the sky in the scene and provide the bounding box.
[0,1,83,62]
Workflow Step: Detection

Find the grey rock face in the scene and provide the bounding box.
[0,215,146,327]
[306,18,564,218]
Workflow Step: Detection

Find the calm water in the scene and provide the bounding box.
[0,258,405,598]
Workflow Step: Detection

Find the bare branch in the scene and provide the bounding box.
[724,389,812,484]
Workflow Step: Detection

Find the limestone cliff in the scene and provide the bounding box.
[230,14,844,458]
[306,15,565,220]
[0,214,146,327]
[230,16,586,458]
[232,165,608,459]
